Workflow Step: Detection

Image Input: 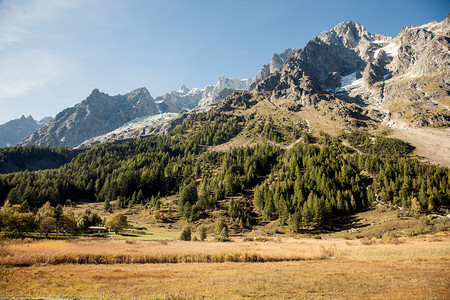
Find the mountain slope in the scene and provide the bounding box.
[19,88,159,148]
[155,76,253,114]
[78,77,253,146]
[244,16,449,166]
[0,115,50,148]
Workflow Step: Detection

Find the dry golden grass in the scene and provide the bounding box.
[1,257,448,299]
[0,238,336,266]
[0,235,449,299]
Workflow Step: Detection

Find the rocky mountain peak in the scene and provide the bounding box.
[129,87,151,97]
[127,88,153,104]
[252,16,449,128]
[178,84,190,94]
[90,88,102,97]
[253,48,297,85]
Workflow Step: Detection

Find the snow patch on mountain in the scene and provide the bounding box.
[335,72,364,93]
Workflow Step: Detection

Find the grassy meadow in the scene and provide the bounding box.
[1,201,449,299]
[0,233,449,299]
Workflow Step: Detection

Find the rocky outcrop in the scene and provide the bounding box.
[0,115,50,148]
[252,48,297,85]
[19,75,253,148]
[78,113,178,147]
[19,88,159,148]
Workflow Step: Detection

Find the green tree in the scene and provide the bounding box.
[179,182,198,207]
[103,198,112,213]
[215,220,229,242]
[180,226,191,241]
[76,214,89,233]
[198,225,207,241]
[61,209,77,235]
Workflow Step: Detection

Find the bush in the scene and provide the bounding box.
[215,221,229,242]
[198,225,207,241]
[215,220,227,235]
[180,226,191,241]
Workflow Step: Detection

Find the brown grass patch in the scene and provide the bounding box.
[0,236,449,299]
[0,238,337,267]
[1,259,448,299]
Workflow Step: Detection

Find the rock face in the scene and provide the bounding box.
[19,88,159,148]
[78,76,253,146]
[252,15,450,126]
[252,48,297,84]
[0,115,50,148]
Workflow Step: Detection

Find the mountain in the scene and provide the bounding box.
[15,16,450,165]
[77,76,252,146]
[157,76,253,113]
[0,115,51,148]
[17,75,252,148]
[253,16,450,127]
[0,17,449,250]
[197,76,253,107]
[155,85,204,113]
[19,88,159,148]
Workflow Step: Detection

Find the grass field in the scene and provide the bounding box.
[0,233,449,299]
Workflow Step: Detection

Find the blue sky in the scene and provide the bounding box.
[0,0,448,124]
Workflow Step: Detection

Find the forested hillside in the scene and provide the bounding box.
[0,109,448,236]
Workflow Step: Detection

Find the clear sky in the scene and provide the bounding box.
[0,0,448,124]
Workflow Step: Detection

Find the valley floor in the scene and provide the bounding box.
[1,234,449,299]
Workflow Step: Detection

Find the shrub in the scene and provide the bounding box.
[198,225,207,241]
[215,220,227,235]
[180,226,191,241]
[215,220,230,241]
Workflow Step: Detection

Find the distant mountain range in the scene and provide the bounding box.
[14,75,252,148]
[4,15,450,156]
[0,115,51,148]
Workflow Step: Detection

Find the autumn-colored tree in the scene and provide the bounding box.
[105,213,128,234]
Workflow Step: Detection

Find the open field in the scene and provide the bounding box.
[1,233,449,299]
